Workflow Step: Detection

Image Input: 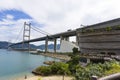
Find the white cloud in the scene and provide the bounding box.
[0,0,120,44]
[6,14,14,20]
[0,18,33,42]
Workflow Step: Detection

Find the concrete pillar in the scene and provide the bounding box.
[54,39,57,53]
[45,37,48,53]
[60,36,69,43]
[60,36,64,44]
[64,37,69,41]
[76,36,79,46]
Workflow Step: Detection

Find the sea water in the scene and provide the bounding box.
[0,49,58,80]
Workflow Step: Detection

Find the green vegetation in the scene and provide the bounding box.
[67,55,80,74]
[116,26,120,30]
[86,26,114,32]
[89,29,95,32]
[75,60,120,80]
[104,61,120,75]
[34,59,120,79]
[72,47,79,54]
[34,47,79,76]
[81,29,86,33]
[35,66,51,76]
[34,48,120,80]
[106,26,112,31]
[35,62,70,76]
[51,62,70,75]
[80,25,120,33]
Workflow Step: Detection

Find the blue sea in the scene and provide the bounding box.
[0,49,58,80]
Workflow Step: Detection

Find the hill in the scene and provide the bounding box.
[0,41,9,49]
[0,41,60,50]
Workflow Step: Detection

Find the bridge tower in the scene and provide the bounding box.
[22,22,31,51]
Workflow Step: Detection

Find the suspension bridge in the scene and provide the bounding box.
[9,22,78,53]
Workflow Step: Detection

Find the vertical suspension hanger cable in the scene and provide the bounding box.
[14,26,24,43]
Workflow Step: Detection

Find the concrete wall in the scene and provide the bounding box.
[77,18,120,55]
[58,40,79,53]
[77,30,120,55]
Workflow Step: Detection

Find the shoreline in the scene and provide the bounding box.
[7,51,71,80]
[16,53,71,80]
[11,49,71,61]
[15,75,74,80]
[38,53,71,61]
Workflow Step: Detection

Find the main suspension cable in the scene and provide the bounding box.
[31,27,49,35]
[31,26,60,41]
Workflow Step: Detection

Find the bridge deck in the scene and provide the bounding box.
[10,30,76,46]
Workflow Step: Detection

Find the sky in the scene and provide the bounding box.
[0,0,120,45]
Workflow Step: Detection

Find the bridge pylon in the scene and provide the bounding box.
[22,22,31,51]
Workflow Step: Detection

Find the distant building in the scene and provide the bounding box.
[77,18,120,55]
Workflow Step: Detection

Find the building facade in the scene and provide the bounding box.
[77,18,120,55]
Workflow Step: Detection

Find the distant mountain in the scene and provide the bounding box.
[0,41,60,50]
[37,44,60,50]
[0,41,9,49]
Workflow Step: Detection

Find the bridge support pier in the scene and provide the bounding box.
[60,36,64,44]
[54,39,57,53]
[60,36,69,45]
[45,37,48,53]
[64,37,69,41]
[76,36,79,46]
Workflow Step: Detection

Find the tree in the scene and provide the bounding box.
[72,47,79,54]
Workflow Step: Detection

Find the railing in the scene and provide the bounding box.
[99,73,120,80]
[91,73,120,80]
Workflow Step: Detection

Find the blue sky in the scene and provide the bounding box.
[0,9,44,27]
[0,0,120,44]
[0,9,45,43]
[0,9,34,28]
[0,10,32,21]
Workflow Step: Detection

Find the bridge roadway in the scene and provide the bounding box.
[11,29,76,45]
[10,29,77,52]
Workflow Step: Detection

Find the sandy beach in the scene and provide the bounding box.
[15,75,74,80]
